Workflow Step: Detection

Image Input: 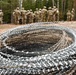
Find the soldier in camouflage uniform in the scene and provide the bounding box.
[14,7,21,24]
[67,10,71,21]
[26,10,30,23]
[71,8,75,21]
[0,10,3,24]
[29,9,34,23]
[52,6,57,21]
[47,7,53,22]
[41,6,47,22]
[21,7,27,24]
[34,8,40,22]
[38,8,42,22]
[55,8,59,21]
[26,10,34,23]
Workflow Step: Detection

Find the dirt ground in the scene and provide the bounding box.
[0,24,20,34]
[0,21,76,34]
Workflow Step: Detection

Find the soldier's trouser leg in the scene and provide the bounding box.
[0,20,2,24]
[67,17,70,21]
[15,20,17,24]
[51,16,53,21]
[16,18,19,24]
[1,21,3,24]
[49,16,52,22]
[57,15,59,21]
[47,17,49,22]
[23,18,26,24]
[15,17,18,24]
[44,16,46,22]
[71,16,74,21]
[43,17,45,22]
[22,18,24,24]
[32,19,34,23]
[48,17,50,22]
[53,15,56,21]
[14,17,16,24]
[22,18,25,24]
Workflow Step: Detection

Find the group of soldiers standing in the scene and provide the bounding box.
[12,6,59,24]
[0,7,75,25]
[67,8,75,21]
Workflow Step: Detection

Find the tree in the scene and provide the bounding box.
[35,0,43,9]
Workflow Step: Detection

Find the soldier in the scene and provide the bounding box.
[14,7,21,24]
[41,6,47,22]
[26,10,34,23]
[26,10,30,23]
[34,8,40,22]
[38,8,42,22]
[21,7,27,24]
[47,7,53,22]
[71,8,75,21]
[55,8,59,21]
[0,10,3,24]
[67,10,71,21]
[29,9,34,23]
[52,6,57,21]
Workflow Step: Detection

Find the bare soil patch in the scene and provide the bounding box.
[0,21,76,34]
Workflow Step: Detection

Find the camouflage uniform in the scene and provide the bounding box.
[47,7,53,22]
[38,9,42,22]
[29,9,34,23]
[71,8,75,21]
[14,7,21,24]
[67,10,71,21]
[0,10,3,24]
[21,8,27,24]
[26,10,30,23]
[26,10,34,23]
[41,6,47,22]
[34,8,40,22]
[52,6,57,21]
[55,8,59,21]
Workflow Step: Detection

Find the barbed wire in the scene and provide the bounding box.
[0,22,76,75]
